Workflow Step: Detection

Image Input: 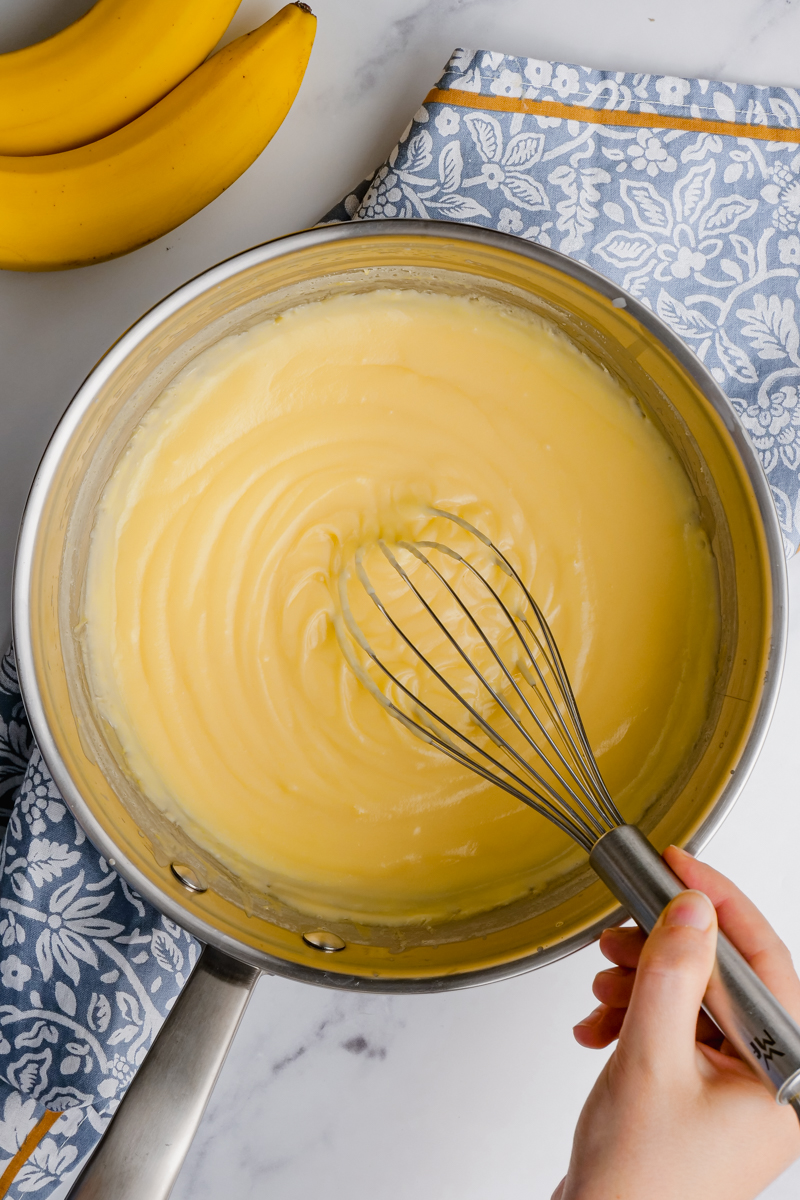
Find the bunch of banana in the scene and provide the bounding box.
[0,2,316,272]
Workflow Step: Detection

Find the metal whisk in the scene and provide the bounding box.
[337,507,800,1116]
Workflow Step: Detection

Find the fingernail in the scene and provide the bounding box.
[665,889,715,931]
[574,1005,604,1030]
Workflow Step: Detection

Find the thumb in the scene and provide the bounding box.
[618,889,718,1072]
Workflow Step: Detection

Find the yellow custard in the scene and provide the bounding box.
[83,289,720,924]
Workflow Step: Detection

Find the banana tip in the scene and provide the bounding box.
[294,2,314,12]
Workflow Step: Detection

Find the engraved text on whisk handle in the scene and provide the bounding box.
[590,825,800,1110]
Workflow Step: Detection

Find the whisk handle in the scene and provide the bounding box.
[590,824,800,1115]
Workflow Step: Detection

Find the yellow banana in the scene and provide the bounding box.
[0,0,244,156]
[0,3,316,272]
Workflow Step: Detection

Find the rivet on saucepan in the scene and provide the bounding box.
[171,863,207,894]
[303,930,346,952]
[611,296,627,309]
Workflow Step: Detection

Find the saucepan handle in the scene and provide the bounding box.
[69,945,260,1199]
[590,824,800,1119]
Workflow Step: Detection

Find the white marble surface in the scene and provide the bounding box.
[4,0,800,1195]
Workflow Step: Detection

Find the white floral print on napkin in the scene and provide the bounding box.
[0,648,201,1195]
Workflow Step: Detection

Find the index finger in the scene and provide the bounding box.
[599,924,646,968]
[664,845,800,1019]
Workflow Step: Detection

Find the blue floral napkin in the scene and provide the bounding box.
[4,45,800,1198]
[0,651,199,1196]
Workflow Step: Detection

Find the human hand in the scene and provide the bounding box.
[552,846,800,1200]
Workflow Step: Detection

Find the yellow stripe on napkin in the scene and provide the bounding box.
[0,1110,61,1198]
[426,87,800,143]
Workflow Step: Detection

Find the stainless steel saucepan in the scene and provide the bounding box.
[13,221,787,1197]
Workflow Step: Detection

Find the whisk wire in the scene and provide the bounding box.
[513,606,622,828]
[349,548,598,840]
[337,509,800,1113]
[426,510,607,788]
[393,540,610,840]
[337,582,597,848]
[423,512,601,764]
[453,519,624,830]
[337,510,625,849]
[410,541,612,813]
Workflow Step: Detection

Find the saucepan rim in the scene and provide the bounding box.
[11,219,789,992]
